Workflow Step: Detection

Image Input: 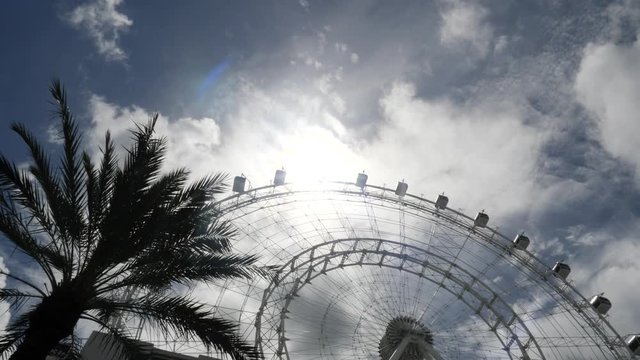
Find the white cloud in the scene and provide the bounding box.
[66,0,132,61]
[313,69,346,115]
[84,79,547,226]
[86,94,146,147]
[83,85,363,185]
[212,83,546,217]
[350,53,359,64]
[439,0,493,57]
[573,230,640,335]
[364,82,547,219]
[85,95,222,179]
[205,82,365,184]
[46,124,65,145]
[575,39,640,183]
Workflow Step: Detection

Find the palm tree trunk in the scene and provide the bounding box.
[9,330,69,360]
[9,288,84,360]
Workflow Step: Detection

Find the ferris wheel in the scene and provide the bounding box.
[199,171,640,360]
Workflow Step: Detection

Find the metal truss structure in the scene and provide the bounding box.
[131,180,636,359]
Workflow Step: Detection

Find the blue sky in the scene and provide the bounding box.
[1,0,640,348]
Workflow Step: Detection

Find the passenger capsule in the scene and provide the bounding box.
[474,212,489,227]
[589,295,612,315]
[395,181,408,196]
[627,335,640,355]
[232,176,246,193]
[513,234,530,250]
[274,169,286,186]
[356,172,368,188]
[552,262,571,280]
[435,194,449,210]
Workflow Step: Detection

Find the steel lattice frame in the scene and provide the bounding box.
[196,181,634,359]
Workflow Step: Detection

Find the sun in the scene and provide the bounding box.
[278,125,365,184]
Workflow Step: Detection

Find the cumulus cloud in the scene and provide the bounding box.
[46,124,65,145]
[198,84,365,183]
[66,0,132,61]
[83,78,547,228]
[85,95,222,179]
[575,39,640,184]
[83,86,365,186]
[573,231,640,335]
[365,82,546,218]
[439,0,493,57]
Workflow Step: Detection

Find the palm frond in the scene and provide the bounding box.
[0,207,58,285]
[95,131,118,225]
[0,269,46,298]
[5,124,72,282]
[90,117,166,272]
[50,79,86,280]
[50,79,84,222]
[0,313,29,359]
[190,218,236,253]
[173,173,228,209]
[90,169,189,273]
[82,152,99,258]
[190,234,233,254]
[0,155,57,240]
[99,253,264,294]
[8,123,61,242]
[0,288,41,312]
[124,169,191,247]
[82,132,118,270]
[90,295,261,360]
[120,115,164,191]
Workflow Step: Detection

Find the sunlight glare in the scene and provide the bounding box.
[278,125,364,184]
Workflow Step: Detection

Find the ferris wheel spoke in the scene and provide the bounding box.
[407,221,450,320]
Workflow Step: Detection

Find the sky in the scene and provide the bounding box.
[1,0,640,353]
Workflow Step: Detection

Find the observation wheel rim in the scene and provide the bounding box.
[212,180,632,358]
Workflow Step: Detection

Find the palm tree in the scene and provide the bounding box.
[0,80,265,360]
